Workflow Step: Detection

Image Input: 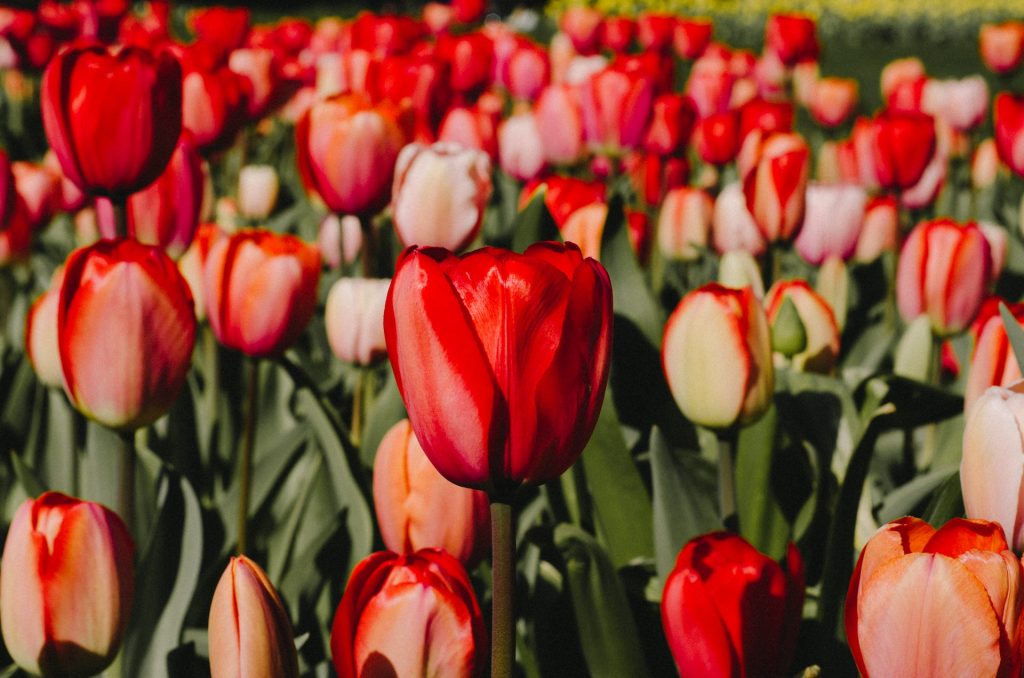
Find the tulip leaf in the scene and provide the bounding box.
[877,466,958,524]
[580,393,655,568]
[359,369,407,468]
[854,374,963,431]
[511,190,559,253]
[736,406,793,561]
[600,196,663,347]
[1000,302,1024,377]
[554,524,651,678]
[922,471,965,526]
[650,427,719,581]
[10,448,45,499]
[123,469,202,678]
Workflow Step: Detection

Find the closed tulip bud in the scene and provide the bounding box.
[41,44,182,200]
[644,94,697,157]
[673,18,713,60]
[600,16,635,53]
[209,556,298,678]
[374,419,490,565]
[980,222,1008,281]
[766,280,840,373]
[581,65,655,153]
[498,112,545,182]
[872,110,936,190]
[847,517,1024,677]
[765,13,818,66]
[636,12,675,52]
[738,98,793,143]
[662,533,804,678]
[392,142,492,252]
[896,219,991,336]
[687,53,734,119]
[180,48,249,155]
[535,84,585,165]
[995,93,1024,179]
[521,176,605,229]
[881,57,926,103]
[12,161,58,231]
[296,95,407,216]
[973,138,1000,189]
[922,76,989,131]
[59,239,196,430]
[237,165,279,220]
[438,98,501,160]
[559,6,603,55]
[324,277,389,366]
[809,77,858,128]
[0,492,134,678]
[981,22,1024,74]
[25,268,65,388]
[658,187,712,261]
[854,196,898,262]
[695,111,740,165]
[331,549,487,678]
[663,283,773,429]
[385,242,612,492]
[718,250,765,299]
[743,132,810,243]
[228,48,281,120]
[507,44,549,102]
[317,214,363,270]
[817,255,850,330]
[712,181,766,256]
[794,183,866,265]
[437,32,493,97]
[560,202,607,261]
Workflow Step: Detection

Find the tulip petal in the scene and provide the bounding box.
[958,549,1024,658]
[0,501,47,676]
[661,560,738,677]
[923,518,1010,558]
[858,553,1002,678]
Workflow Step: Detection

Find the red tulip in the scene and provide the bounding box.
[559,6,603,55]
[0,492,134,678]
[981,22,1024,74]
[208,556,298,678]
[644,94,697,156]
[673,18,713,60]
[384,242,612,493]
[374,419,490,565]
[189,6,249,60]
[896,218,991,336]
[847,517,1024,677]
[600,16,635,53]
[452,0,485,24]
[180,44,249,155]
[372,53,451,141]
[765,13,818,67]
[41,43,182,199]
[637,12,675,52]
[11,160,58,230]
[331,549,486,678]
[0,196,32,265]
[59,238,196,430]
[738,97,793,142]
[437,32,493,98]
[995,92,1024,179]
[742,132,810,243]
[228,47,283,120]
[662,533,804,678]
[520,175,605,229]
[203,229,320,358]
[295,94,407,216]
[580,64,655,153]
[686,52,734,118]
[350,13,423,57]
[871,109,936,190]
[0,147,15,232]
[695,110,740,165]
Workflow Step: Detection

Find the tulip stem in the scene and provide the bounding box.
[111,199,127,239]
[117,430,135,538]
[490,499,515,678]
[717,430,739,532]
[238,358,259,555]
[351,368,364,448]
[359,213,376,277]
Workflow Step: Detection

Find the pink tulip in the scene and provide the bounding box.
[712,181,766,256]
[535,84,585,165]
[25,267,64,388]
[324,277,389,366]
[580,64,655,153]
[498,112,545,182]
[922,76,989,131]
[793,183,866,265]
[686,52,734,118]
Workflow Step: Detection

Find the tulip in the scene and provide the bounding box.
[506,43,549,102]
[686,53,734,118]
[189,6,249,58]
[228,47,281,120]
[391,142,492,253]
[521,175,605,229]
[662,533,803,678]
[600,16,635,53]
[385,242,612,492]
[317,214,363,270]
[350,13,423,58]
[59,238,196,430]
[11,160,58,230]
[973,137,1000,189]
[560,202,607,261]
[981,22,1024,74]
[208,556,298,678]
[816,256,850,330]
[963,299,1024,411]
[980,222,1009,282]
[900,152,946,210]
[559,6,603,55]
[535,84,585,165]
[180,47,249,155]
[742,132,810,243]
[809,77,858,128]
[658,187,712,261]
[718,250,765,299]
[41,44,182,199]
[437,32,493,98]
[995,93,1024,179]
[25,268,64,389]
[765,13,818,67]
[922,76,989,131]
[872,110,936,191]
[438,99,500,160]
[498,112,545,182]
[663,283,773,429]
[765,280,840,373]
[694,111,740,166]
[794,183,866,265]
[324,277,389,366]
[896,219,991,336]
[854,196,899,262]
[881,57,926,105]
[331,549,487,678]
[846,517,1024,677]
[674,18,713,59]
[738,98,793,143]
[237,165,279,221]
[0,492,134,678]
[177,223,223,323]
[373,419,490,565]
[712,181,766,256]
[296,94,407,217]
[580,64,655,154]
[644,94,697,157]
[0,147,15,232]
[637,12,675,52]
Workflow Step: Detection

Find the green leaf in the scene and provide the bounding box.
[599,195,663,347]
[10,448,45,498]
[359,369,406,468]
[580,392,655,568]
[858,374,963,431]
[1001,302,1024,375]
[511,190,559,253]
[554,524,651,678]
[878,466,959,524]
[650,427,718,580]
[923,471,965,526]
[736,407,792,560]
[123,470,203,678]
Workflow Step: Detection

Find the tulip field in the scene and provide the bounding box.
[8,0,1024,676]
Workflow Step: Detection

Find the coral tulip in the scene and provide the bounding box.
[663,283,773,429]
[384,242,612,493]
[208,556,298,678]
[964,300,1024,412]
[0,492,134,678]
[41,43,182,199]
[331,549,486,678]
[981,22,1024,74]
[203,229,320,358]
[662,533,804,678]
[58,238,196,430]
[847,517,1024,677]
[809,77,858,128]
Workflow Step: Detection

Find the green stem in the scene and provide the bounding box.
[351,368,364,449]
[359,213,376,278]
[111,199,128,240]
[238,358,259,555]
[717,430,738,532]
[117,430,135,539]
[490,500,514,678]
